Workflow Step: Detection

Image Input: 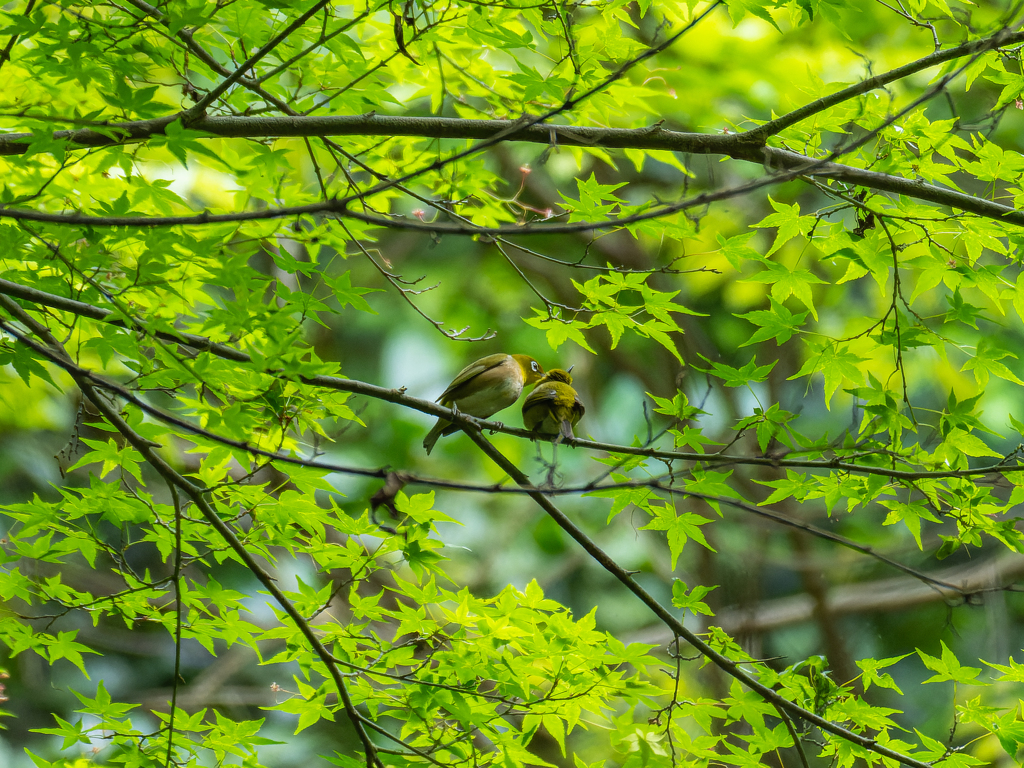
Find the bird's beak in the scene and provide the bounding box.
[566,365,574,373]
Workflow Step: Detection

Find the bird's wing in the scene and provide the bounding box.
[524,386,563,428]
[573,392,586,419]
[522,386,560,408]
[437,353,509,403]
[522,386,557,431]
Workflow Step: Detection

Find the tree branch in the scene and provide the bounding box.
[183,0,336,118]
[0,291,989,596]
[461,427,935,768]
[0,294,384,768]
[2,22,1022,233]
[3,276,1023,484]
[113,0,722,212]
[744,27,1024,140]
[0,125,1017,231]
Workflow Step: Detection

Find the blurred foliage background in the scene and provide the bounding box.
[3,0,1024,765]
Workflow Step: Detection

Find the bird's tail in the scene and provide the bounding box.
[423,419,450,454]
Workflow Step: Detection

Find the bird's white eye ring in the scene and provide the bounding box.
[532,361,539,371]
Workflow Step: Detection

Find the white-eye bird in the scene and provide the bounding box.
[521,367,585,443]
[423,353,544,454]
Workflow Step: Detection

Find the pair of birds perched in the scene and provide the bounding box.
[422,353,585,454]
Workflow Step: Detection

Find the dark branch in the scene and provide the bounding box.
[462,428,935,768]
[0,292,994,595]
[0,118,1019,230]
[183,0,336,118]
[0,292,385,768]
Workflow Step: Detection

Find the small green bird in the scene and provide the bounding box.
[521,368,585,443]
[423,353,545,454]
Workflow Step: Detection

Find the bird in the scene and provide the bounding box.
[521,367,585,443]
[423,353,545,454]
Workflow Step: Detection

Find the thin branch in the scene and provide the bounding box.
[677,490,966,594]
[4,276,1024,484]
[460,427,935,768]
[252,9,370,84]
[0,294,384,768]
[0,306,989,596]
[165,481,184,767]
[772,702,811,768]
[183,0,336,118]
[744,26,1024,140]
[0,0,37,73]
[120,0,305,119]
[338,221,495,341]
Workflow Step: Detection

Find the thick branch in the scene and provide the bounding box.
[0,122,1017,230]
[0,113,745,155]
[1,21,1022,231]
